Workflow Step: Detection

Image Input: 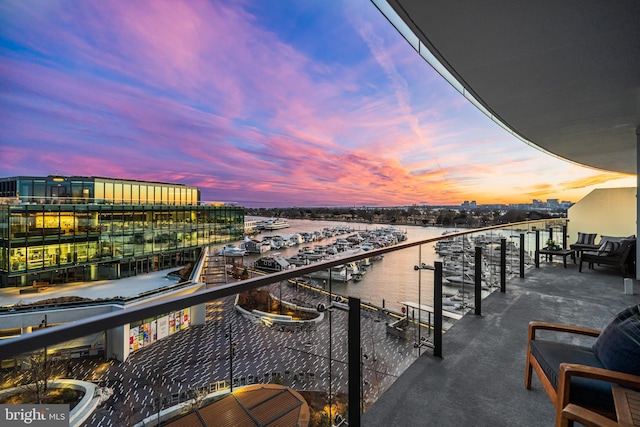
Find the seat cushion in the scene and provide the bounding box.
[593,305,640,376]
[530,340,614,415]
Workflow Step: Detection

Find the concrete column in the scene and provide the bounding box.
[106,323,130,362]
[189,283,207,326]
[190,302,207,326]
[89,264,98,281]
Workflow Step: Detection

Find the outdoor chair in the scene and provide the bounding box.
[569,232,598,258]
[525,305,640,427]
[579,237,636,277]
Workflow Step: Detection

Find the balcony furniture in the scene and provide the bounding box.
[579,238,636,277]
[561,385,640,426]
[536,248,576,268]
[569,232,598,258]
[525,305,640,427]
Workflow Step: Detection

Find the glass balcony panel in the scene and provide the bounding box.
[0,219,569,425]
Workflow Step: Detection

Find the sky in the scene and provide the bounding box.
[0,0,635,207]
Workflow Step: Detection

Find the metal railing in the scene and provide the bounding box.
[0,218,567,426]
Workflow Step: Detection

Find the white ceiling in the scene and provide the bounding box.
[384,0,640,174]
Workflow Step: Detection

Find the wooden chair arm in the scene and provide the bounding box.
[559,363,640,390]
[528,321,601,341]
[561,403,619,427]
[557,362,640,426]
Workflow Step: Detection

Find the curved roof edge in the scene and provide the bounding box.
[370,0,611,172]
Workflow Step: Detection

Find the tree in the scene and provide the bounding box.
[20,348,57,404]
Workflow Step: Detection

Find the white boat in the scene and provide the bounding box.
[218,244,246,257]
[261,219,290,230]
[307,265,352,282]
[285,254,309,266]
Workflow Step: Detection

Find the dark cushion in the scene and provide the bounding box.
[597,238,620,255]
[576,232,597,245]
[530,340,614,415]
[593,305,640,376]
[612,238,635,257]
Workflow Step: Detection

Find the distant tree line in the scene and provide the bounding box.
[244,206,565,228]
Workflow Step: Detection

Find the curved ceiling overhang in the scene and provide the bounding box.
[373,0,640,174]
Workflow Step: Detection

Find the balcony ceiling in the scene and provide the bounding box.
[386,1,640,174]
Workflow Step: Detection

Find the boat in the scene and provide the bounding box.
[239,237,268,254]
[307,265,352,282]
[285,254,309,266]
[218,244,247,257]
[254,256,292,273]
[260,219,290,230]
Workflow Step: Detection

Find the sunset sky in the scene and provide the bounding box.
[0,0,634,207]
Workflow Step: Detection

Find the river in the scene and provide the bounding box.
[238,218,462,313]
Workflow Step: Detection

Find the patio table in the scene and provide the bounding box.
[535,248,576,268]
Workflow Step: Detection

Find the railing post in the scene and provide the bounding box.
[433,261,442,358]
[348,296,361,427]
[500,238,506,293]
[562,225,568,249]
[474,246,482,315]
[520,233,525,278]
[535,229,540,268]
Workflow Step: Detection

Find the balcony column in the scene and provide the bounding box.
[190,302,206,326]
[636,127,640,280]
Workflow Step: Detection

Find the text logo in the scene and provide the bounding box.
[0,405,68,426]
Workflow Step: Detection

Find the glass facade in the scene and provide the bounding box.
[0,175,198,205]
[0,176,243,287]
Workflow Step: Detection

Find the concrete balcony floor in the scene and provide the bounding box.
[362,261,640,426]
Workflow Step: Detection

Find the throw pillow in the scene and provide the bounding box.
[612,239,633,257]
[607,241,622,256]
[593,305,640,376]
[577,232,597,245]
[597,240,614,255]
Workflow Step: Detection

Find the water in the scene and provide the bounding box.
[241,218,453,313]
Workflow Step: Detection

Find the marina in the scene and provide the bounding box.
[230,218,532,315]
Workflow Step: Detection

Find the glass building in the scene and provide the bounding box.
[0,175,244,287]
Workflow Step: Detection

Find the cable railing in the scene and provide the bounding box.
[0,219,568,426]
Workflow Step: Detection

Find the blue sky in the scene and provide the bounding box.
[0,0,633,207]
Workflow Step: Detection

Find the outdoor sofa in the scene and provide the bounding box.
[578,236,636,277]
[525,305,640,427]
[569,232,598,257]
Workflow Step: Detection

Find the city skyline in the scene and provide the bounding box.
[0,0,635,208]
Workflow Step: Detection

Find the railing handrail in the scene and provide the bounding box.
[0,219,565,360]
